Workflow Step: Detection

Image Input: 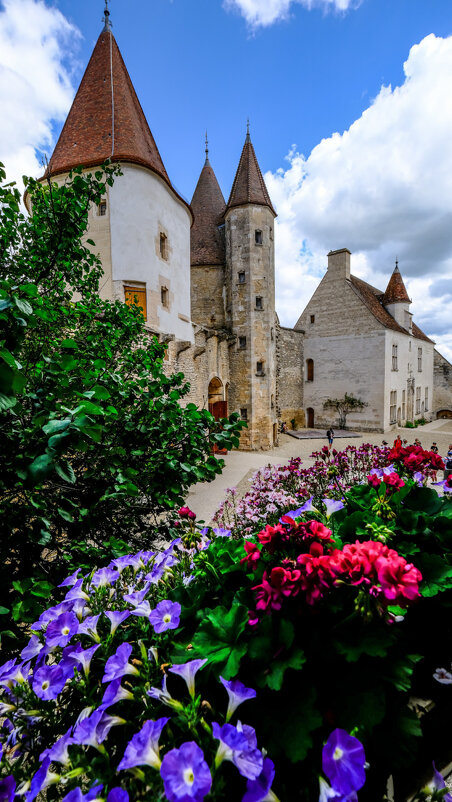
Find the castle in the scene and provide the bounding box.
[32,7,452,446]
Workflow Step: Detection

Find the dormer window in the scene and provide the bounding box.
[255,230,263,245]
[98,200,107,216]
[160,233,168,260]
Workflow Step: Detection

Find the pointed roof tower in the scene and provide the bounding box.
[226,122,276,216]
[382,260,411,306]
[190,134,226,265]
[46,6,172,193]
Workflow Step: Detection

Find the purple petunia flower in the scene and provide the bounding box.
[59,643,83,679]
[59,569,82,588]
[117,717,169,770]
[68,644,100,677]
[91,568,120,588]
[220,676,256,721]
[147,675,183,711]
[212,721,263,780]
[322,499,345,518]
[169,659,207,698]
[72,709,123,749]
[160,741,212,802]
[45,611,79,649]
[62,784,104,802]
[430,763,452,802]
[242,757,277,802]
[123,586,150,607]
[40,730,74,766]
[318,777,357,802]
[107,790,129,802]
[130,600,152,618]
[100,678,134,710]
[25,757,60,802]
[109,554,143,572]
[77,614,101,641]
[32,665,67,701]
[0,776,16,802]
[149,600,181,634]
[105,610,130,634]
[64,579,90,602]
[102,643,140,683]
[212,527,232,537]
[322,729,366,796]
[21,635,44,661]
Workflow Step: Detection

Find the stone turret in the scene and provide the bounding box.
[224,126,277,449]
[383,261,412,333]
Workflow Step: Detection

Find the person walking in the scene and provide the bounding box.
[326,428,334,449]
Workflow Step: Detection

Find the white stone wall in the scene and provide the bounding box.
[109,164,193,342]
[383,331,434,429]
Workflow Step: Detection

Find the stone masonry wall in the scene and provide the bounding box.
[278,326,305,428]
[433,349,452,416]
[191,264,226,329]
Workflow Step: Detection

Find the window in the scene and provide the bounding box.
[255,230,263,245]
[310,314,315,324]
[239,336,246,349]
[238,272,246,284]
[256,361,264,376]
[255,296,263,310]
[390,390,397,424]
[159,232,168,260]
[161,286,168,307]
[418,348,422,372]
[270,327,274,341]
[271,394,274,409]
[240,408,248,421]
[392,344,398,371]
[425,387,429,411]
[98,200,107,216]
[402,389,406,420]
[306,359,314,382]
[415,386,421,415]
[269,228,273,241]
[124,286,146,320]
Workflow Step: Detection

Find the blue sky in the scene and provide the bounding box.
[0,0,451,356]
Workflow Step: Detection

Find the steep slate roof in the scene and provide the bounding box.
[227,133,276,216]
[46,29,171,190]
[349,275,433,343]
[382,265,411,305]
[190,157,226,266]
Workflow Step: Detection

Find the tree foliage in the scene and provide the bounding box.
[323,393,368,429]
[0,163,244,636]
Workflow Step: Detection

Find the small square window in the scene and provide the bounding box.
[238,272,246,284]
[255,230,263,245]
[161,286,168,307]
[256,361,264,375]
[240,408,248,420]
[98,201,107,216]
[239,336,246,349]
[310,314,315,324]
[255,296,263,310]
[160,233,168,260]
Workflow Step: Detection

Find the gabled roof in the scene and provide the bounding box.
[382,264,411,305]
[349,275,433,343]
[226,132,276,216]
[46,30,171,190]
[191,157,226,266]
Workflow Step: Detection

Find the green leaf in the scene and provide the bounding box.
[403,486,443,515]
[58,507,74,522]
[43,418,71,436]
[0,298,12,311]
[12,578,33,594]
[0,607,9,615]
[335,627,395,661]
[30,581,54,598]
[269,688,322,763]
[188,602,249,679]
[417,554,452,597]
[14,297,33,315]
[28,453,54,483]
[92,384,111,400]
[55,461,76,484]
[0,392,16,411]
[61,353,78,371]
[261,647,306,691]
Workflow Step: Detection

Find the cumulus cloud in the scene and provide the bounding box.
[266,34,452,361]
[224,0,359,28]
[0,0,79,187]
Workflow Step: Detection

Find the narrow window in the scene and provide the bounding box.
[161,286,168,307]
[392,344,398,371]
[310,314,315,324]
[98,200,107,216]
[271,394,274,409]
[240,408,248,421]
[415,387,421,415]
[256,361,264,375]
[418,348,422,372]
[239,336,246,349]
[402,389,406,420]
[255,230,263,245]
[255,296,263,310]
[124,286,146,320]
[306,359,314,382]
[160,232,168,260]
[390,390,397,424]
[270,327,274,341]
[425,387,428,411]
[238,272,246,284]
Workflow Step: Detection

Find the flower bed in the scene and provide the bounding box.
[1,444,452,801]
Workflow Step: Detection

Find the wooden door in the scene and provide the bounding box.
[124,287,147,320]
[209,401,228,453]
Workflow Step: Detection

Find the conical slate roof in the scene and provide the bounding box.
[227,132,276,216]
[46,29,170,188]
[191,157,226,265]
[382,264,411,305]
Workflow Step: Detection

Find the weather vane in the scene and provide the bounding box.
[103,0,112,31]
[205,130,209,161]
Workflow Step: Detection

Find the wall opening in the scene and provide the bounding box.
[306,359,314,382]
[306,407,315,428]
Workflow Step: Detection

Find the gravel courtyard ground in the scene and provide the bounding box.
[185,419,452,524]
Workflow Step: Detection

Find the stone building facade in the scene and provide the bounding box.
[294,248,435,432]
[433,350,452,418]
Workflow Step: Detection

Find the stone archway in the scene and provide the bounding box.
[307,407,315,428]
[208,377,227,421]
[437,410,452,419]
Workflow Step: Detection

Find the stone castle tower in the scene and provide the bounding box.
[191,129,278,449]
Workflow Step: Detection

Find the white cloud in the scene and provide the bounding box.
[224,0,359,28]
[267,34,452,362]
[0,0,79,187]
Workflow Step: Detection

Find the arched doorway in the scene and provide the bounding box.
[437,409,452,419]
[208,377,227,421]
[307,407,315,428]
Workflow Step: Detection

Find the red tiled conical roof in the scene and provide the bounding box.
[382,265,411,305]
[191,157,226,266]
[227,133,276,216]
[46,30,170,188]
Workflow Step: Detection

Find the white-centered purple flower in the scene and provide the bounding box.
[105,610,130,634]
[45,611,79,649]
[147,675,183,711]
[59,569,82,588]
[322,498,345,518]
[130,600,152,618]
[220,676,257,721]
[77,614,101,642]
[149,600,181,634]
[62,784,104,802]
[68,644,100,677]
[91,567,120,588]
[160,741,212,802]
[318,777,357,801]
[117,717,169,770]
[109,554,143,572]
[102,643,140,683]
[40,730,74,766]
[123,587,150,607]
[99,677,134,710]
[169,659,207,698]
[322,729,366,796]
[243,757,278,802]
[32,665,67,701]
[64,579,90,602]
[72,709,122,749]
[212,721,263,780]
[212,527,232,537]
[21,635,44,661]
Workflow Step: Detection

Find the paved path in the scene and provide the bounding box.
[185,420,452,524]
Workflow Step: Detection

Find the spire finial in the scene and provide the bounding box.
[205,130,209,162]
[246,118,251,143]
[103,0,112,32]
[395,256,399,271]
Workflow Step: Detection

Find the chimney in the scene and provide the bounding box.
[327,248,351,280]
